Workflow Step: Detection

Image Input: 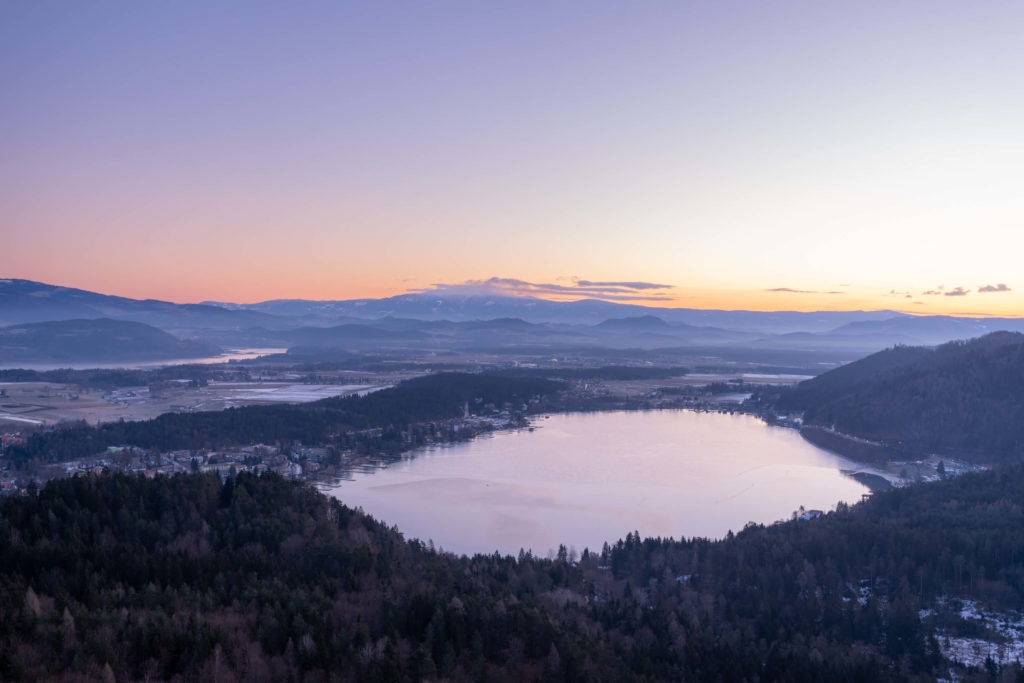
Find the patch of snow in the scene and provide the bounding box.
[0,414,44,424]
[219,384,390,403]
[939,636,1023,668]
[931,598,1024,667]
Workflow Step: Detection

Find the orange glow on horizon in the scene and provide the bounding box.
[8,268,1024,318]
[6,3,1024,322]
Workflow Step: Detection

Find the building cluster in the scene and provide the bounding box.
[0,431,316,493]
[890,455,986,483]
[0,405,531,495]
[410,410,522,445]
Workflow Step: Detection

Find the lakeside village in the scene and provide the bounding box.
[0,389,560,495]
[0,376,983,495]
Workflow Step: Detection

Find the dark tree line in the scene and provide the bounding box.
[6,373,562,465]
[773,332,1024,462]
[5,465,1024,680]
[489,366,689,381]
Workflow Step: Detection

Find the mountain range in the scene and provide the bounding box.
[0,279,289,332]
[3,278,1024,365]
[203,291,905,332]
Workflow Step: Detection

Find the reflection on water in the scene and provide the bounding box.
[325,410,871,557]
[0,348,287,371]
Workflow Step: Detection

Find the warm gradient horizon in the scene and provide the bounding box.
[4,2,1024,316]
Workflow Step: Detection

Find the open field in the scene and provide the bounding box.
[600,372,812,398]
[0,376,395,426]
[0,356,810,428]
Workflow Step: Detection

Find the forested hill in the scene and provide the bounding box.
[0,319,220,363]
[7,467,1024,680]
[6,373,561,465]
[779,331,1024,461]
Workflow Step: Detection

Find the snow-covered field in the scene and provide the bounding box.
[214,383,389,403]
[922,599,1024,667]
[0,413,44,424]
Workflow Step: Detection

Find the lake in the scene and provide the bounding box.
[0,348,287,371]
[324,410,875,557]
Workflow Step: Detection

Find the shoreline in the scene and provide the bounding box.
[315,408,882,555]
[311,405,913,493]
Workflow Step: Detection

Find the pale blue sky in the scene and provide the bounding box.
[3,1,1023,312]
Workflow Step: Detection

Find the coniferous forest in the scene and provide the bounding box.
[4,466,1024,681]
[775,332,1024,462]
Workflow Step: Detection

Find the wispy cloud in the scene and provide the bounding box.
[764,287,844,295]
[978,283,1012,293]
[412,277,676,302]
[944,286,970,297]
[575,280,673,290]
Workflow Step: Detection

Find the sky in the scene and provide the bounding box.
[3,1,1023,315]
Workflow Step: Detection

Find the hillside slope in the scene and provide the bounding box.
[0,279,289,332]
[0,319,221,363]
[781,332,1024,461]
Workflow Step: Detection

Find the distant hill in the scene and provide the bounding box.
[10,279,1024,362]
[738,315,1024,355]
[0,279,291,332]
[825,315,1024,345]
[595,315,670,330]
[259,318,600,353]
[782,331,1024,461]
[205,290,904,332]
[280,323,430,349]
[0,318,221,363]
